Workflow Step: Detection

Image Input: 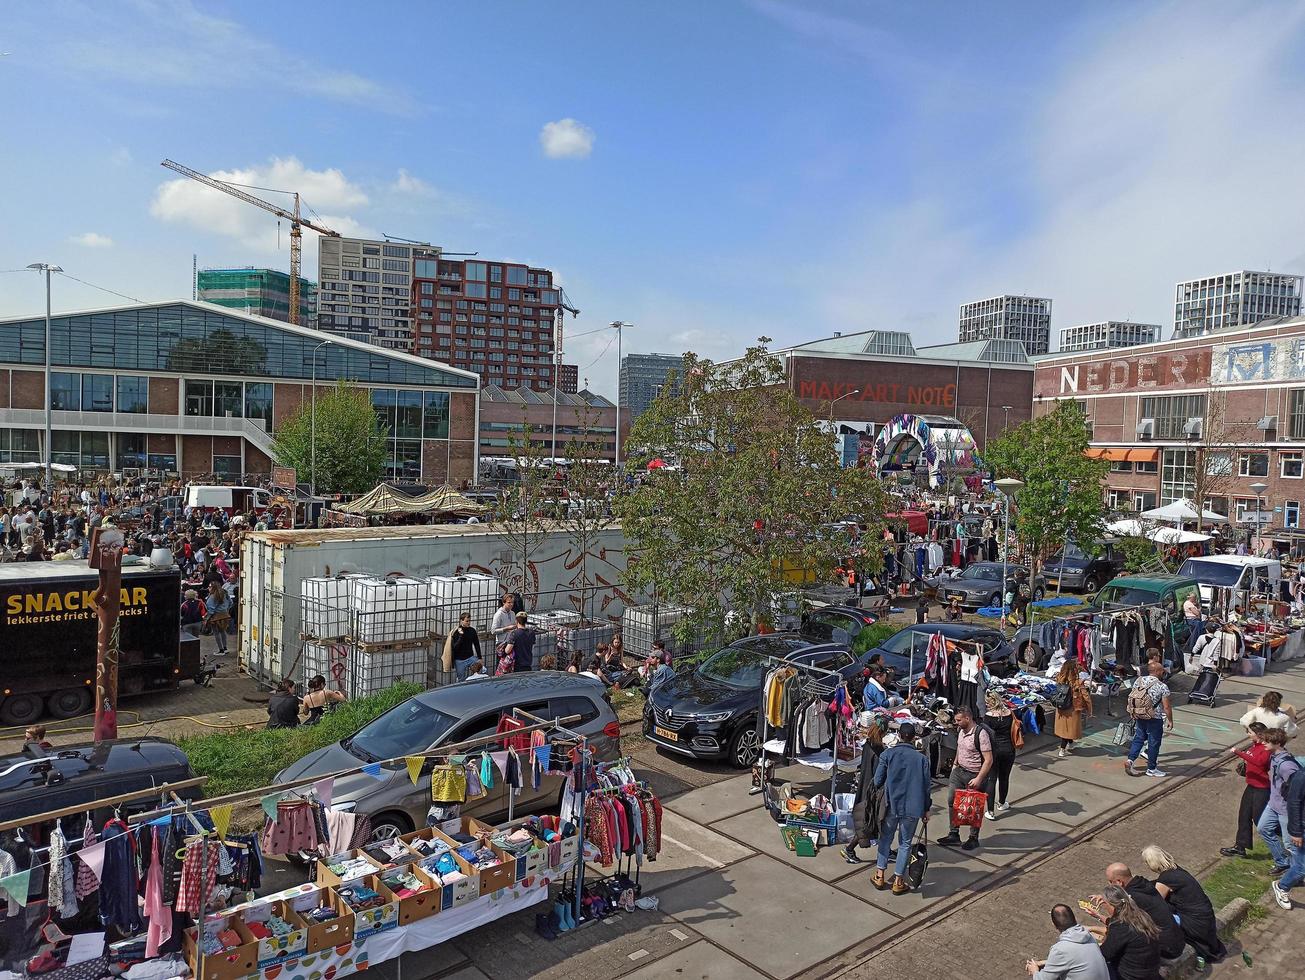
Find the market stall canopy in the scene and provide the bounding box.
[1084,447,1159,463]
[335,483,489,517]
[1105,518,1211,544]
[1139,498,1224,523]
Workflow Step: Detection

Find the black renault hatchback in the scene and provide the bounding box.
[643,634,862,768]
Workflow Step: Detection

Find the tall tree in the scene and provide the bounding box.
[271,380,388,494]
[1188,391,1255,530]
[983,400,1108,573]
[492,415,557,601]
[559,400,618,620]
[616,341,889,643]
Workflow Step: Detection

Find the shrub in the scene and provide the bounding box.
[853,620,904,657]
[180,682,423,797]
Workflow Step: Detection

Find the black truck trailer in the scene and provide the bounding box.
[0,560,202,725]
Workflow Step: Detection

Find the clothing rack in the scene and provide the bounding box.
[0,776,208,834]
[756,654,850,809]
[581,778,651,894]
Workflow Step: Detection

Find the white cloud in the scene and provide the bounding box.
[540,118,595,160]
[69,232,114,248]
[392,169,432,196]
[109,147,133,166]
[42,0,417,115]
[150,157,376,268]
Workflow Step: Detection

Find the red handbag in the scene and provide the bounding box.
[951,788,987,829]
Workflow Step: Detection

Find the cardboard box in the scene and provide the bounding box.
[284,888,355,953]
[429,828,515,895]
[378,865,441,925]
[333,876,399,939]
[240,901,309,967]
[315,850,383,888]
[415,843,480,909]
[184,915,258,980]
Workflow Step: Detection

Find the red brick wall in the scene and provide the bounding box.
[450,392,476,441]
[11,370,43,410]
[180,435,212,475]
[0,371,9,410]
[273,383,305,428]
[147,434,176,455]
[149,377,179,414]
[245,445,272,476]
[422,441,451,484]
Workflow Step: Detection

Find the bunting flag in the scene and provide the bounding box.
[79,841,106,882]
[362,762,385,781]
[0,869,31,908]
[532,745,552,770]
[405,757,424,786]
[489,751,510,779]
[314,777,335,807]
[260,794,282,821]
[210,804,233,840]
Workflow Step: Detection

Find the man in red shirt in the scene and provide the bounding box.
[1222,722,1271,857]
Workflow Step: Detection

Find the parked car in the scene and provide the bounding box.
[799,604,880,646]
[0,737,197,829]
[1042,541,1124,594]
[866,623,1015,690]
[931,562,1045,610]
[275,673,621,842]
[643,634,863,768]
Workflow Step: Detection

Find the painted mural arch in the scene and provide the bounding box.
[871,413,983,488]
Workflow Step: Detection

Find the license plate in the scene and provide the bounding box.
[949,593,966,601]
[653,726,678,742]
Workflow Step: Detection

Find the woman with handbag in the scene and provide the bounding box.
[982,690,1021,820]
[204,580,232,654]
[1053,660,1093,758]
[842,723,887,864]
[1221,722,1271,858]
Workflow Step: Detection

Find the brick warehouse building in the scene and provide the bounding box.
[0,300,480,484]
[1032,314,1305,529]
[776,330,1035,449]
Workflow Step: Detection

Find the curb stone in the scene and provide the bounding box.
[1164,897,1253,978]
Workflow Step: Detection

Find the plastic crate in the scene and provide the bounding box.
[429,573,500,636]
[302,640,353,693]
[529,609,583,666]
[622,604,693,660]
[301,574,363,640]
[351,576,431,645]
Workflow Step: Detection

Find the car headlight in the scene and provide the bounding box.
[687,711,732,723]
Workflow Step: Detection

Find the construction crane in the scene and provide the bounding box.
[161,159,340,325]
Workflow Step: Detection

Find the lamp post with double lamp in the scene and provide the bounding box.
[994,476,1025,631]
[309,339,337,498]
[1249,481,1268,556]
[26,263,62,490]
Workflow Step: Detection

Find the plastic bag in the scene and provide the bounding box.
[950,788,987,829]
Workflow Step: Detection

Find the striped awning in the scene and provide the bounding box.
[1084,447,1159,463]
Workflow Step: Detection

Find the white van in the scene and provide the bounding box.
[184,485,272,515]
[1176,555,1282,612]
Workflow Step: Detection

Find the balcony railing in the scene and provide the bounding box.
[0,409,276,453]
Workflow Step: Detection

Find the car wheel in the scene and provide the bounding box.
[368,812,413,843]
[991,591,1003,608]
[0,694,43,727]
[1083,575,1100,594]
[1018,642,1043,669]
[729,724,761,769]
[46,688,92,720]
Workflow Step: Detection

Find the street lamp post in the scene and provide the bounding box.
[994,477,1025,631]
[828,388,861,423]
[1001,405,1013,430]
[310,340,336,497]
[26,263,62,490]
[610,322,631,465]
[1249,480,1268,556]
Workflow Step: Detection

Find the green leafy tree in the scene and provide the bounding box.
[271,380,388,494]
[560,400,617,621]
[492,415,557,599]
[983,401,1108,574]
[616,340,889,644]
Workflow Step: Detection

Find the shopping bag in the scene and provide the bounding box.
[906,825,929,889]
[1011,714,1025,750]
[1113,720,1135,746]
[950,789,987,829]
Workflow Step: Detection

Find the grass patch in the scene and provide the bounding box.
[1200,843,1276,913]
[179,682,423,796]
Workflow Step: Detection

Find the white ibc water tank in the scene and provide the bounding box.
[428,573,500,636]
[351,575,431,644]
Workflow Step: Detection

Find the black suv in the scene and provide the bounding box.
[643,634,863,768]
[1041,541,1124,594]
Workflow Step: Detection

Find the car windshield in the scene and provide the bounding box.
[1096,584,1163,608]
[345,698,457,761]
[698,647,769,688]
[1177,560,1244,587]
[960,566,1002,581]
[878,629,928,655]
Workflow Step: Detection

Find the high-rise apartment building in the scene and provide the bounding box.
[316,237,416,351]
[1058,320,1160,353]
[1173,270,1303,338]
[556,363,578,394]
[619,353,682,417]
[196,268,317,327]
[958,295,1053,355]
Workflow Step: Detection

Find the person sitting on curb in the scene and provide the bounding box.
[1093,862,1185,961]
[1024,903,1109,980]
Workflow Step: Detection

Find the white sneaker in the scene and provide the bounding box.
[985,809,996,820]
[1057,747,1067,758]
[996,802,1010,812]
[1272,880,1292,910]
[1146,768,1167,778]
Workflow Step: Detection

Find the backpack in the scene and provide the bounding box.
[1049,683,1073,710]
[1126,679,1159,721]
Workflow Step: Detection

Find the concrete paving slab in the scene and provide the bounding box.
[1016,779,1133,829]
[711,803,865,882]
[835,860,989,913]
[665,773,762,825]
[588,809,754,895]
[1225,671,1305,697]
[621,940,767,980]
[935,808,1067,868]
[999,763,1070,804]
[655,854,897,980]
[1027,745,1188,794]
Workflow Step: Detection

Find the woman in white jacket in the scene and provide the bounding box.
[1239,691,1298,739]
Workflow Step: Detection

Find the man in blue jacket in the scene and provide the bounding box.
[872,722,933,894]
[1270,764,1305,909]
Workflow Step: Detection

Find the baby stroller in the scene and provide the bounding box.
[1187,667,1222,707]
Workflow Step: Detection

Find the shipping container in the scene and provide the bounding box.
[240,523,633,686]
[0,560,198,725]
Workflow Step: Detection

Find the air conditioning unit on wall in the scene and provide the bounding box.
[1258,416,1278,432]
[1136,418,1155,439]
[1184,417,1203,438]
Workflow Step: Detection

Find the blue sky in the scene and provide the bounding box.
[4,0,1305,397]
